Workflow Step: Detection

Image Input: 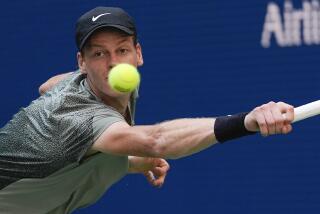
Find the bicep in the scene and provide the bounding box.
[91,121,159,157]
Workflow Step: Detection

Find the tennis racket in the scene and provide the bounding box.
[293,100,320,123]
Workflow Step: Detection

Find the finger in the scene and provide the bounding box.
[152,174,166,187]
[144,171,156,185]
[270,103,285,134]
[152,178,165,187]
[158,159,170,171]
[254,108,269,136]
[145,170,165,188]
[153,159,170,175]
[152,166,167,177]
[281,123,293,134]
[147,175,164,187]
[156,160,170,187]
[277,102,294,122]
[152,167,168,187]
[263,105,276,135]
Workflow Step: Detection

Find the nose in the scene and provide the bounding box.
[108,53,120,70]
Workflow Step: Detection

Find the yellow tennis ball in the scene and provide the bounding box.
[108,63,140,93]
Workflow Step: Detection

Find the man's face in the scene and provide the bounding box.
[77,29,143,98]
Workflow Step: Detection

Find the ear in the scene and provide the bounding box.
[135,43,144,67]
[77,52,87,74]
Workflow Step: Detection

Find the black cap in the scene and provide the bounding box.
[75,7,137,50]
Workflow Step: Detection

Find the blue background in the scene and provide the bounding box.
[1,0,320,213]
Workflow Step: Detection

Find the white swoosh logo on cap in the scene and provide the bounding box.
[92,13,111,22]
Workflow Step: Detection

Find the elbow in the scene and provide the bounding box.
[39,80,54,95]
[38,83,48,95]
[145,125,176,159]
[151,143,179,160]
[143,134,164,158]
[139,124,163,158]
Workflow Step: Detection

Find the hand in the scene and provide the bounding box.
[128,156,170,187]
[244,101,294,136]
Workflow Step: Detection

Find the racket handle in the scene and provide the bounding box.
[293,100,320,123]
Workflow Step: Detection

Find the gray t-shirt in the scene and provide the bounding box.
[0,71,137,213]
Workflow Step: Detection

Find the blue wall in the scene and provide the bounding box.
[1,0,320,213]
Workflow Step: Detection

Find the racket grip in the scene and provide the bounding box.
[293,100,320,123]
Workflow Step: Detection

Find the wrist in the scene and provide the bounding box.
[214,112,256,143]
[128,156,139,173]
[128,156,151,173]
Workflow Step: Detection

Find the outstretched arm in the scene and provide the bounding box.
[92,101,294,159]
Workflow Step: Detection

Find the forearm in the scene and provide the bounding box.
[153,118,217,159]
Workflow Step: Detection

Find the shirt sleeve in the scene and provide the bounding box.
[92,110,125,142]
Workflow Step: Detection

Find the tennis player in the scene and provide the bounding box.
[0,7,294,214]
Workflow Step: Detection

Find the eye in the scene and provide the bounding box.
[119,48,129,55]
[93,51,105,57]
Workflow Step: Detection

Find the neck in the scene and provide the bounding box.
[85,78,130,115]
[101,95,130,115]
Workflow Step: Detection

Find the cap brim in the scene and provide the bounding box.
[79,24,134,50]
